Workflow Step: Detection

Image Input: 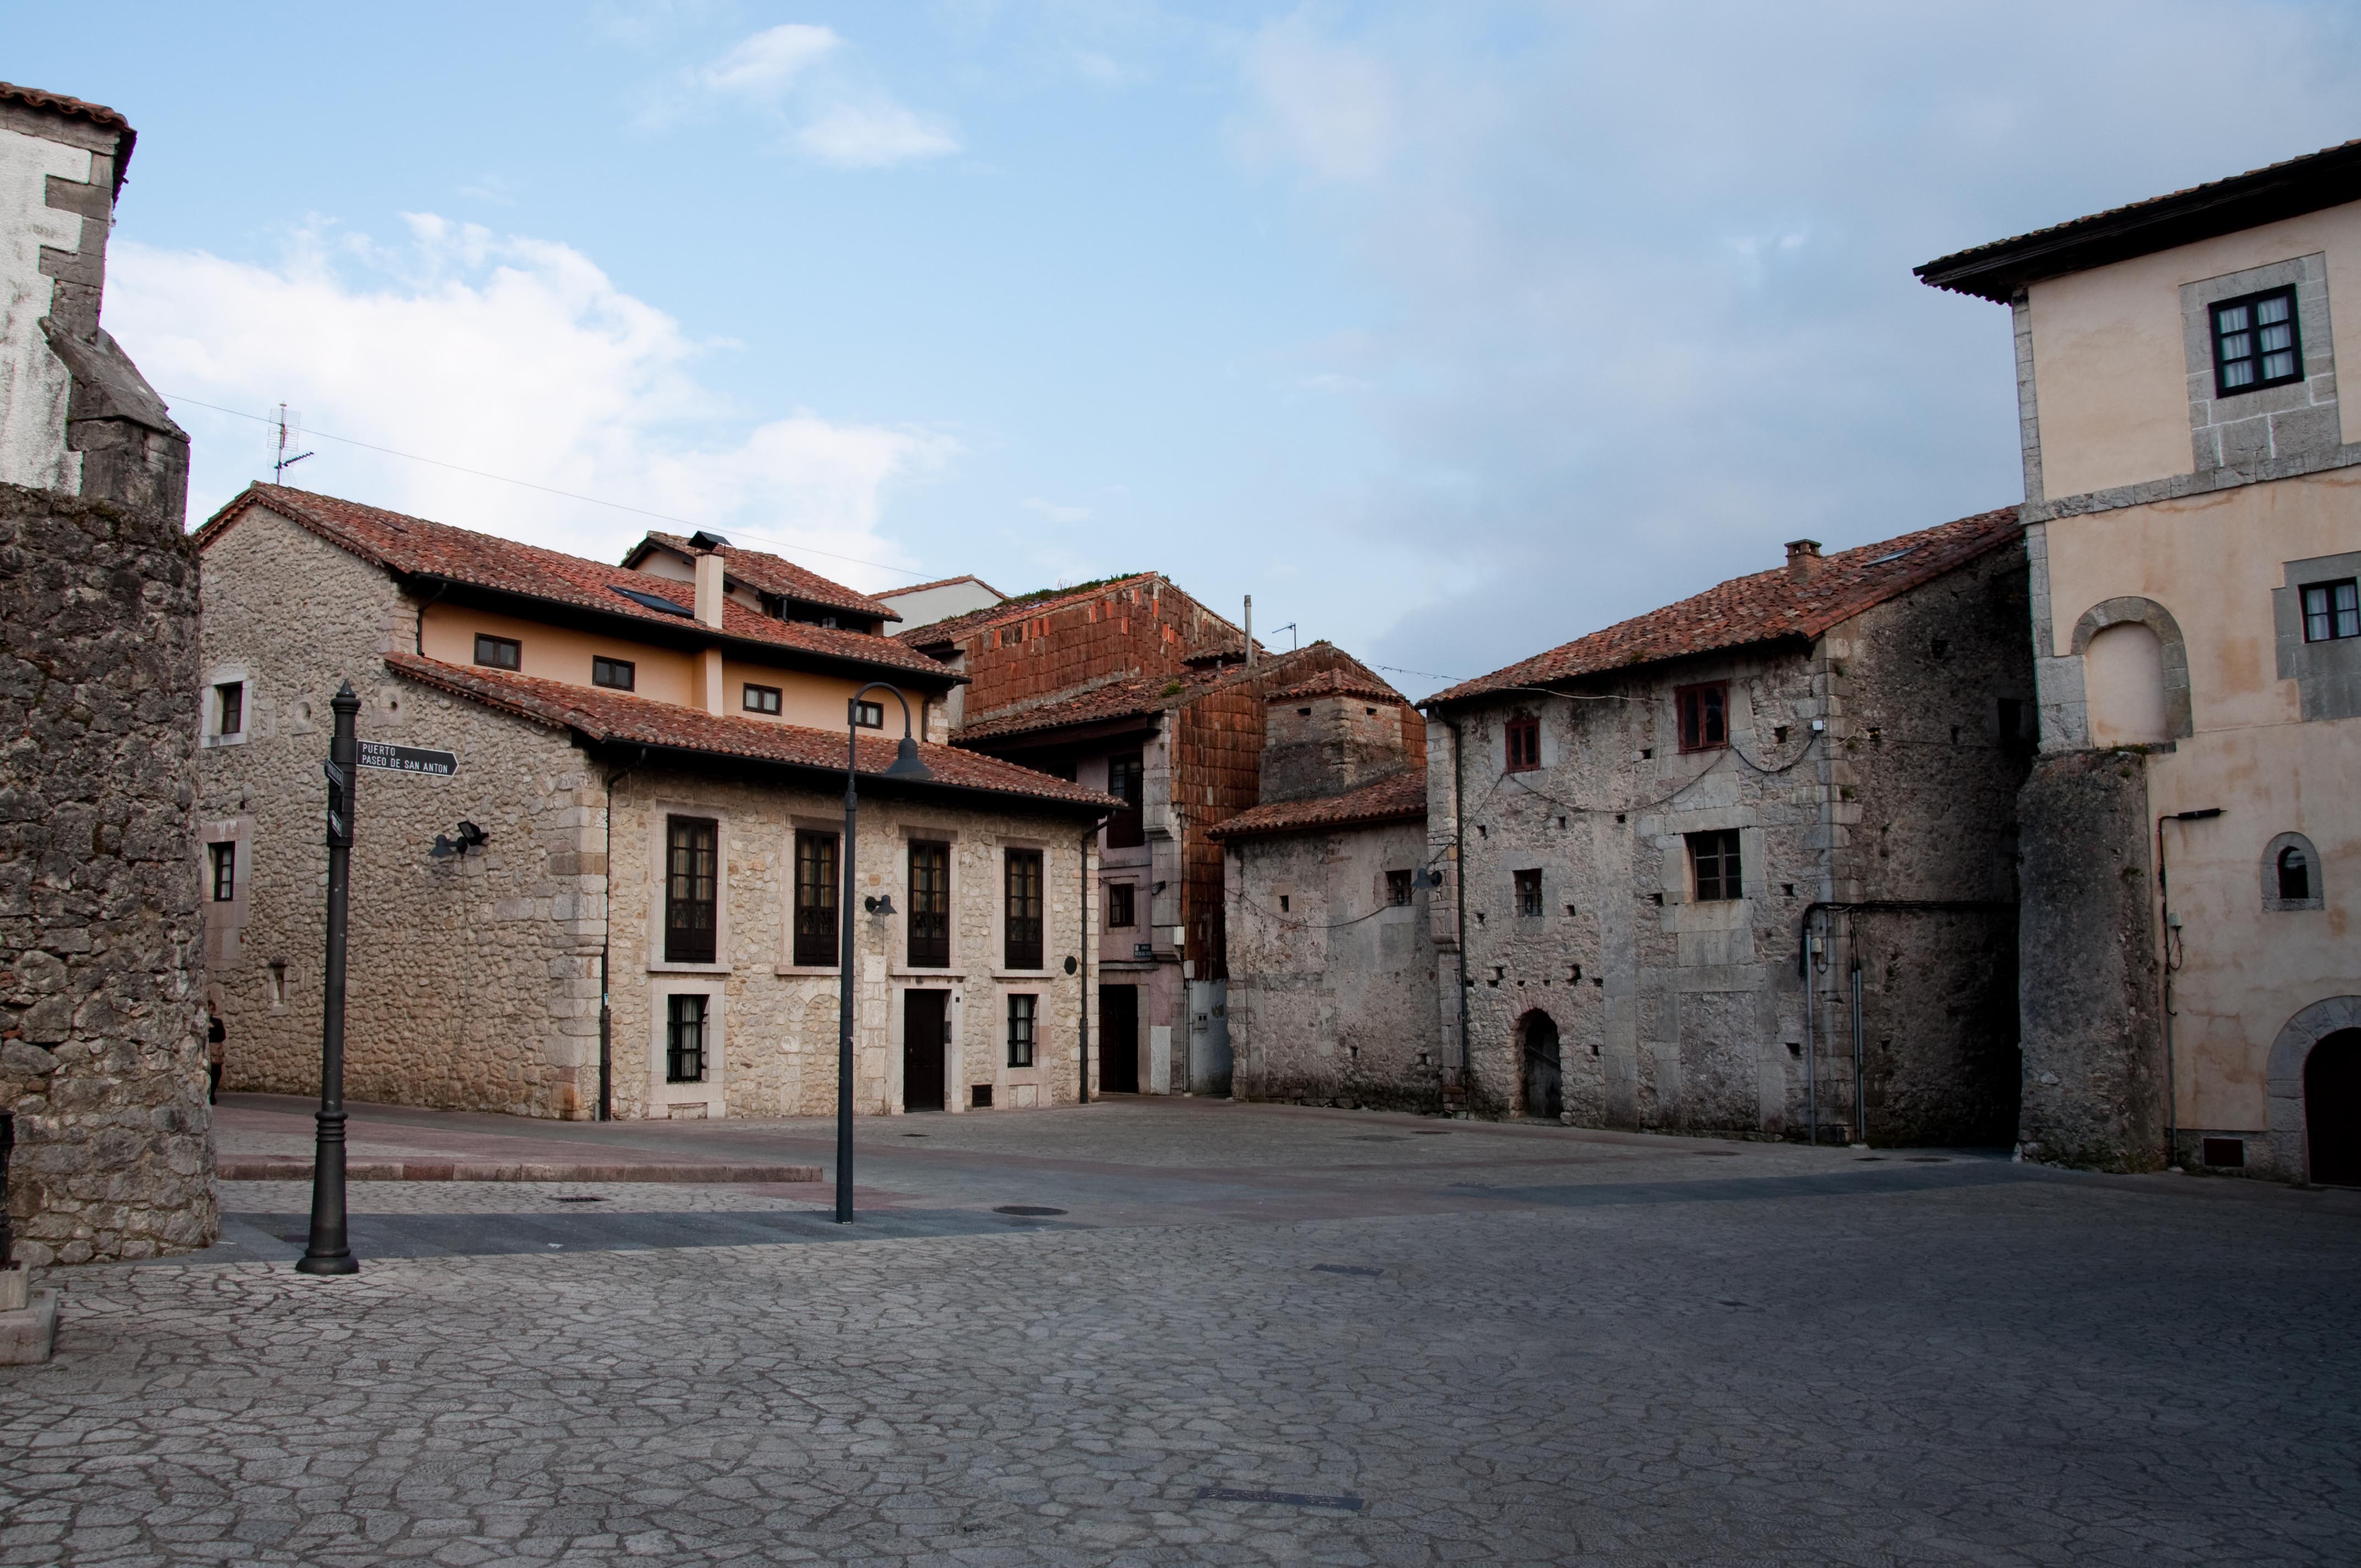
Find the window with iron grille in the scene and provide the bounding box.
[209,842,235,902]
[1106,753,1145,847]
[1387,869,1414,906]
[1505,715,1540,772]
[1106,880,1135,928]
[1513,868,1543,917]
[1004,848,1045,970]
[908,841,950,966]
[665,816,719,963]
[2212,286,2303,396]
[592,656,635,690]
[474,634,521,671]
[215,681,244,736]
[1688,829,1743,902]
[1007,993,1037,1068]
[666,994,708,1082]
[793,830,838,967]
[2302,579,2359,643]
[743,683,782,715]
[1677,682,1728,752]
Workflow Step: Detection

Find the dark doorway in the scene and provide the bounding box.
[1521,1011,1562,1120]
[2305,1029,2361,1184]
[903,990,948,1112]
[1100,984,1140,1093]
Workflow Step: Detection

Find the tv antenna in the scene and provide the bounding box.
[1270,622,1299,651]
[269,405,315,482]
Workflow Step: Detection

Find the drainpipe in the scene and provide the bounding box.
[1802,916,1818,1148]
[2156,808,2223,1170]
[1079,814,1109,1104]
[1850,944,1865,1146]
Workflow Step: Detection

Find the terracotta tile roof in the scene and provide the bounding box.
[632,532,899,623]
[1264,668,1409,706]
[1428,506,2021,707]
[385,652,1118,813]
[896,573,1165,649]
[1917,139,2361,303]
[1207,769,1427,841]
[954,673,1193,743]
[199,486,950,683]
[0,80,134,192]
[886,573,1006,598]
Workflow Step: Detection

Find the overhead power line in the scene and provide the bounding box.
[162,392,935,582]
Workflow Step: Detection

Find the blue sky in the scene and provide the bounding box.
[10,2,2359,692]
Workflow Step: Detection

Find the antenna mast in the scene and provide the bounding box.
[270,405,315,482]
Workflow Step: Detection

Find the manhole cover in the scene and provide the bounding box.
[551,1195,607,1203]
[1413,1129,1451,1136]
[1345,1135,1405,1142]
[1854,1156,1886,1162]
[1311,1264,1383,1278]
[1904,1156,1951,1164]
[1696,1150,1740,1157]
[994,1205,1067,1217]
[902,1133,928,1138]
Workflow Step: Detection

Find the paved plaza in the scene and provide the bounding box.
[6,1097,2361,1566]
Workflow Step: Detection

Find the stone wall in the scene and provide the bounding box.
[0,482,211,1265]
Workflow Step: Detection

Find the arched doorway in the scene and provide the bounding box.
[2305,1030,2361,1185]
[1518,1011,1562,1120]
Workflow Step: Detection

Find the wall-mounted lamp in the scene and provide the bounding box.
[1152,881,1168,894]
[1411,869,1445,890]
[430,821,489,859]
[863,893,897,916]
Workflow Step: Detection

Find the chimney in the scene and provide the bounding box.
[1785,539,1824,584]
[694,549,726,629]
[1244,595,1254,671]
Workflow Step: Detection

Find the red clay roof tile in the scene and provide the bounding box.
[1207,770,1428,841]
[632,532,899,623]
[1263,668,1409,706]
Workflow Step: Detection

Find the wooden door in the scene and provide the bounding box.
[1100,984,1139,1093]
[903,990,948,1112]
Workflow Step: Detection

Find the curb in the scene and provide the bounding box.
[217,1159,823,1184]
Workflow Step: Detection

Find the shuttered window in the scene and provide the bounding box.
[908,841,950,967]
[793,831,839,967]
[1004,848,1044,970]
[665,816,719,963]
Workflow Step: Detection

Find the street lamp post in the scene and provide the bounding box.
[297,681,361,1276]
[837,683,932,1223]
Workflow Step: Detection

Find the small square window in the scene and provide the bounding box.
[209,842,235,903]
[666,994,708,1083]
[2201,1137,2245,1169]
[1677,682,1728,752]
[1505,715,1540,772]
[474,634,521,671]
[215,681,245,737]
[1106,881,1136,928]
[592,656,635,690]
[743,684,782,715]
[1007,993,1037,1068]
[1386,869,1413,906]
[2301,579,2359,643]
[2212,286,2303,396]
[1513,868,1543,917]
[971,1084,994,1108]
[852,699,884,728]
[1688,830,1743,902]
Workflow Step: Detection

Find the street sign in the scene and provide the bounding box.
[357,742,458,777]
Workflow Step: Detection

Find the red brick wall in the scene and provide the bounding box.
[1174,685,1265,980]
[958,577,1242,720]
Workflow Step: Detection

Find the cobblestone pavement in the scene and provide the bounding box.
[8,1099,2361,1566]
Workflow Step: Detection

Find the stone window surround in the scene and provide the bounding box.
[993,982,1048,1079]
[199,661,251,748]
[2272,549,2361,722]
[991,834,1055,980]
[776,813,848,976]
[2181,254,2339,480]
[1650,812,1761,908]
[646,799,731,975]
[2261,830,2326,913]
[2037,595,2195,752]
[893,822,963,978]
[646,976,726,1118]
[199,816,252,968]
[2265,995,2361,1179]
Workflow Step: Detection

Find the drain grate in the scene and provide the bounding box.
[994,1205,1067,1217]
[551,1195,607,1203]
[902,1133,928,1138]
[1312,1264,1383,1278]
[1345,1135,1405,1142]
[1854,1156,1886,1162]
[1903,1156,1950,1164]
[1413,1129,1451,1136]
[1196,1487,1364,1512]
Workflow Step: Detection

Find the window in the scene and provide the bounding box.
[2212,286,2303,396]
[592,656,635,691]
[1688,829,1743,901]
[793,831,839,966]
[852,699,884,729]
[268,961,287,1005]
[1007,994,1037,1068]
[666,994,708,1083]
[1513,868,1543,917]
[1677,682,1728,752]
[743,683,782,715]
[1106,881,1136,928]
[908,841,950,967]
[1505,715,1540,772]
[664,816,718,963]
[1386,869,1413,906]
[215,681,244,737]
[2302,579,2359,643]
[474,634,521,671]
[1004,848,1045,970]
[1106,752,1145,848]
[2278,845,2312,903]
[209,842,235,903]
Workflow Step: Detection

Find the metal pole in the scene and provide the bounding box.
[1850,953,1865,1146]
[1802,919,1818,1149]
[1079,824,1094,1104]
[836,707,858,1223]
[297,681,360,1275]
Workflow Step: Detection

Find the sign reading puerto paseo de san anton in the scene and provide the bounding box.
[357,741,458,777]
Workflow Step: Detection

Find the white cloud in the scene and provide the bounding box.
[694,23,839,101]
[795,100,960,168]
[1232,14,1395,183]
[1020,496,1091,524]
[106,216,953,589]
[641,22,958,167]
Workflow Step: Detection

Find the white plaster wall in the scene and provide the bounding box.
[0,124,86,493]
[882,579,1004,630]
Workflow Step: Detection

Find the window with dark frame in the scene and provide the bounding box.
[1688,829,1743,902]
[1505,715,1540,772]
[2278,845,2313,903]
[1513,868,1543,917]
[1677,682,1728,752]
[793,831,840,966]
[2212,286,2303,396]
[1106,752,1145,848]
[665,994,708,1082]
[2302,579,2360,643]
[907,841,950,967]
[215,681,244,736]
[209,842,235,903]
[1386,869,1413,906]
[852,699,884,729]
[664,816,719,963]
[1004,848,1045,970]
[1007,993,1037,1068]
[743,683,782,715]
[592,656,635,690]
[1106,880,1136,928]
[474,634,521,671]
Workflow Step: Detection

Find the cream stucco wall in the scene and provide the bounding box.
[0,123,90,493]
[2027,200,2361,499]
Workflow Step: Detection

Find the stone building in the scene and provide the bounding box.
[197,484,1114,1120]
[1919,138,2361,1178]
[1419,509,2033,1142]
[1,81,212,1266]
[1211,671,1437,1109]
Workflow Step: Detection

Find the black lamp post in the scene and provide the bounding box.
[837,683,932,1223]
[297,681,361,1276]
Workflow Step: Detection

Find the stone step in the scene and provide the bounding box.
[217,1158,822,1184]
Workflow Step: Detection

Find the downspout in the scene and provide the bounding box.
[1080,814,1109,1104]
[412,579,450,655]
[1802,914,1818,1148]
[598,745,648,1121]
[1445,712,1473,1109]
[1849,935,1865,1146]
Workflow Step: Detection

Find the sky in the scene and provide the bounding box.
[9,2,2360,694]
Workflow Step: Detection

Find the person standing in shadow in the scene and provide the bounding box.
[206,1002,225,1105]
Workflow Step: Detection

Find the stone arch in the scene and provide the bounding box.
[2069,596,2193,741]
[1515,1009,1562,1120]
[2261,831,2325,913]
[2265,997,2361,1178]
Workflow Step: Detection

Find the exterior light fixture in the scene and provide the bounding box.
[429,821,490,858]
[863,894,897,916]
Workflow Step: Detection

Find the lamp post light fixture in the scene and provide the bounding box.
[297,681,362,1276]
[837,683,932,1224]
